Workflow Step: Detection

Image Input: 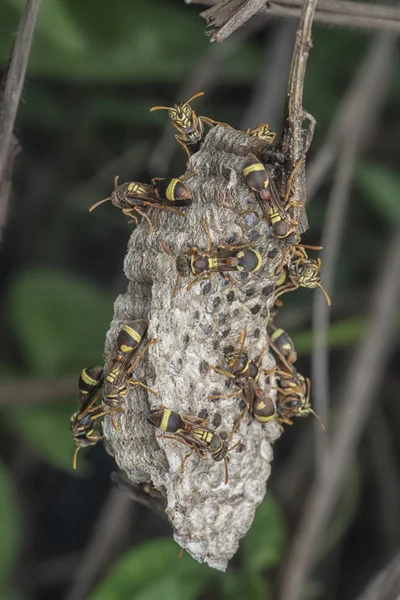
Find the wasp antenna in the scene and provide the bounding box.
[159,240,175,258]
[72,447,80,470]
[300,244,323,251]
[88,196,111,213]
[184,91,205,106]
[310,408,326,431]
[223,457,229,485]
[317,282,332,307]
[149,105,172,112]
[113,174,120,188]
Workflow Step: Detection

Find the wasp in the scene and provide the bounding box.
[104,323,158,414]
[70,393,121,470]
[147,406,238,485]
[150,91,225,158]
[267,326,297,371]
[272,364,325,430]
[209,326,276,434]
[247,124,276,144]
[273,245,331,306]
[243,153,303,239]
[265,345,325,429]
[160,219,262,295]
[88,175,192,233]
[78,365,103,398]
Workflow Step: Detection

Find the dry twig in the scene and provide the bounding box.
[311,34,397,466]
[65,487,135,600]
[192,0,400,33]
[201,0,268,42]
[0,0,42,237]
[280,226,400,600]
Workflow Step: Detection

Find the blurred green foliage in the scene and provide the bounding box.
[0,462,20,594]
[90,495,284,600]
[0,0,399,597]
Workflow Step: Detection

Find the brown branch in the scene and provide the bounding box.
[279,226,400,600]
[191,0,400,33]
[311,34,397,470]
[201,0,268,42]
[65,487,135,600]
[0,0,42,232]
[277,0,318,234]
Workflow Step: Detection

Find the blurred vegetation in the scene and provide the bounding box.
[0,0,399,599]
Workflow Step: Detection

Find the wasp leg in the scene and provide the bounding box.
[186,273,211,291]
[209,389,242,401]
[133,207,153,233]
[209,365,236,378]
[181,449,196,473]
[201,218,213,253]
[127,380,157,396]
[128,338,158,372]
[283,157,304,207]
[175,134,191,159]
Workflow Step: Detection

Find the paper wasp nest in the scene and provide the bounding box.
[103,126,283,571]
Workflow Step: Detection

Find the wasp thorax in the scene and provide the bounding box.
[176,254,191,277]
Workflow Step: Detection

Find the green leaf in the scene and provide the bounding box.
[7,269,112,376]
[357,162,400,225]
[242,495,286,574]
[0,462,20,593]
[3,403,78,472]
[89,538,213,600]
[293,313,400,356]
[221,572,271,600]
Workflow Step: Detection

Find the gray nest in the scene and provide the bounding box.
[103,125,285,571]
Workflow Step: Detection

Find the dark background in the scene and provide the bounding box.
[0,1,399,599]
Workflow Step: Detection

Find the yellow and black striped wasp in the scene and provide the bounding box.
[70,390,122,470]
[147,406,238,485]
[273,245,331,306]
[273,364,325,430]
[78,365,103,398]
[160,220,263,296]
[246,124,276,144]
[89,175,192,233]
[209,326,277,435]
[150,91,225,158]
[104,320,157,413]
[267,326,297,371]
[243,153,301,240]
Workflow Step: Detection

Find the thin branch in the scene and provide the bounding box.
[191,0,400,33]
[201,0,268,42]
[277,0,318,234]
[279,226,400,600]
[0,0,42,238]
[311,33,397,471]
[356,553,400,600]
[65,487,135,600]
